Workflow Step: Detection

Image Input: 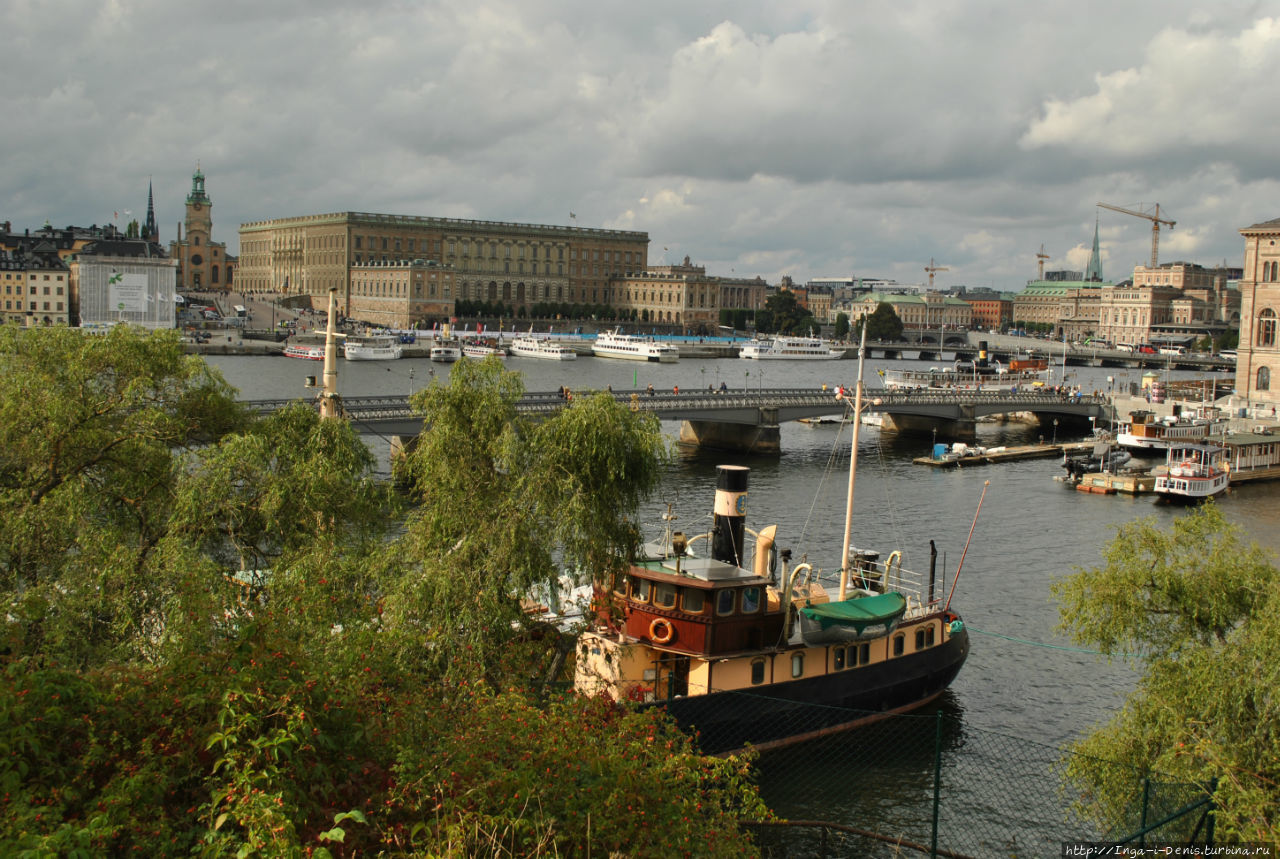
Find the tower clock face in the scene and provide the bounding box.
[193,203,202,211]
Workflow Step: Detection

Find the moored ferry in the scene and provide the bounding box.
[282,343,326,361]
[740,335,844,360]
[1117,408,1223,453]
[591,329,679,363]
[510,336,577,361]
[343,335,403,361]
[461,338,507,358]
[1153,443,1230,502]
[881,357,1049,391]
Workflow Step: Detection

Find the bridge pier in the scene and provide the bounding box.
[678,408,781,455]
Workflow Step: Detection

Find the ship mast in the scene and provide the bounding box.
[838,324,868,601]
[318,288,342,420]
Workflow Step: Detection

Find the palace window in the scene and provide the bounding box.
[1258,309,1277,347]
[1258,366,1271,392]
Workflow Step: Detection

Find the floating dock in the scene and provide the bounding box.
[914,441,1092,468]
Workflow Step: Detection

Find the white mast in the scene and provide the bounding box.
[838,325,868,601]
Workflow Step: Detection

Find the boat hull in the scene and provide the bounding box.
[662,628,969,754]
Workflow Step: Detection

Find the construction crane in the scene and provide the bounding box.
[925,257,949,290]
[1036,244,1050,279]
[1096,202,1175,268]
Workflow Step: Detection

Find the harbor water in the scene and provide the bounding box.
[207,350,1269,851]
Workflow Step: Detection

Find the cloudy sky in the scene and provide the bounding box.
[4,0,1279,291]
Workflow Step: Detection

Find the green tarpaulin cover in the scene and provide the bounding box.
[800,591,907,634]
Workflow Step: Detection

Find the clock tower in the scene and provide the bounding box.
[170,167,235,291]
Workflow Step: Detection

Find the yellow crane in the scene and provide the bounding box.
[925,257,949,290]
[1036,244,1050,279]
[1096,202,1175,268]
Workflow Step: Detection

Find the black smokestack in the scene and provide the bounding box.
[711,465,749,567]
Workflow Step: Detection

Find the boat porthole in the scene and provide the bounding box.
[649,618,675,645]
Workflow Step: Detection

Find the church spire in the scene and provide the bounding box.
[143,178,158,243]
[1085,216,1103,281]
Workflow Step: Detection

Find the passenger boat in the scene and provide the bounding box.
[429,338,462,363]
[461,338,507,358]
[740,335,843,360]
[282,343,326,361]
[510,335,577,361]
[343,335,403,361]
[881,357,1048,392]
[1117,409,1221,453]
[574,331,970,754]
[1153,443,1230,502]
[591,328,679,363]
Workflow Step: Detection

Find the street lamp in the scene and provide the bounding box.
[1052,418,1059,446]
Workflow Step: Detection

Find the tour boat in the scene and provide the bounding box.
[574,331,970,754]
[343,335,403,361]
[591,329,679,363]
[881,357,1049,392]
[282,343,326,361]
[1153,443,1230,502]
[509,336,577,361]
[1117,409,1221,453]
[428,338,462,363]
[462,338,507,358]
[740,335,843,360]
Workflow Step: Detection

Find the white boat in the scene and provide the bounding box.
[282,343,326,361]
[1117,409,1221,453]
[881,357,1049,392]
[510,336,577,361]
[740,335,843,360]
[591,328,679,363]
[429,338,462,363]
[343,335,403,361]
[1153,443,1230,502]
[462,338,507,358]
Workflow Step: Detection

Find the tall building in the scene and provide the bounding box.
[237,212,649,319]
[1,239,71,326]
[1237,217,1280,410]
[169,168,236,291]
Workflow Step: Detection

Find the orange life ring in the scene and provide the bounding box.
[649,618,675,645]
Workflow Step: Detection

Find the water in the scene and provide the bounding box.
[206,351,1267,851]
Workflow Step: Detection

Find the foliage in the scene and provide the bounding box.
[833,312,850,340]
[758,290,817,335]
[0,329,767,856]
[382,358,667,689]
[0,325,247,666]
[1053,504,1280,841]
[860,302,904,341]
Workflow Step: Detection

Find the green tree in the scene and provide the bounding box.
[382,357,668,689]
[861,302,904,341]
[760,290,816,335]
[1053,504,1280,841]
[833,312,850,341]
[0,325,247,665]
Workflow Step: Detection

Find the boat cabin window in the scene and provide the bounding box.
[715,589,736,616]
[833,647,846,670]
[791,653,805,678]
[893,634,905,657]
[858,642,870,665]
[612,574,627,597]
[750,658,766,685]
[633,579,651,603]
[653,582,677,609]
[741,586,761,614]
[681,589,705,614]
[916,627,936,650]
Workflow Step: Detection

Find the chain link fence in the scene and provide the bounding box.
[685,692,1214,858]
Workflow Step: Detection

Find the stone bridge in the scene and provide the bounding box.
[245,387,1111,455]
